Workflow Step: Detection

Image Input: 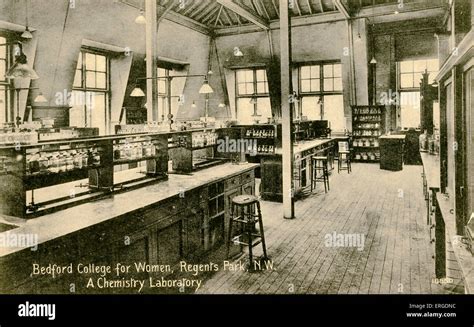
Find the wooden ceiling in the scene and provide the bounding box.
[121,0,447,31]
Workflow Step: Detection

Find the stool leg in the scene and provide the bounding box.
[247,209,253,269]
[325,165,330,191]
[348,157,352,173]
[226,203,235,259]
[256,201,268,259]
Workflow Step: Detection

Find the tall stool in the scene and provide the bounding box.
[338,141,352,173]
[226,195,268,271]
[311,156,330,193]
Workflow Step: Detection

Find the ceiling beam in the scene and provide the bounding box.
[271,0,280,18]
[333,0,350,18]
[216,0,269,29]
[306,0,313,15]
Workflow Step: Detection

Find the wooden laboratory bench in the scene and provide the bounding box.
[0,162,259,294]
[260,136,348,202]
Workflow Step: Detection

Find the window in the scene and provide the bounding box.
[399,59,438,89]
[71,50,110,135]
[398,58,438,129]
[0,35,11,124]
[157,67,174,121]
[235,68,270,124]
[299,62,344,131]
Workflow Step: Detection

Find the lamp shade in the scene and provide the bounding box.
[21,27,33,39]
[130,86,145,97]
[199,80,214,94]
[135,11,146,25]
[5,52,39,79]
[34,93,48,103]
[370,57,377,64]
[233,47,243,57]
[218,103,225,108]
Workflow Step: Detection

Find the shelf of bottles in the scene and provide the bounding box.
[112,136,159,165]
[0,133,169,218]
[351,106,385,162]
[190,130,218,149]
[242,125,277,155]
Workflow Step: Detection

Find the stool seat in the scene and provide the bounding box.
[232,195,259,205]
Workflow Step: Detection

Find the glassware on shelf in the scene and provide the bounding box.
[38,154,49,173]
[65,152,74,171]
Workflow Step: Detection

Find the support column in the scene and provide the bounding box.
[280,0,294,219]
[145,0,158,122]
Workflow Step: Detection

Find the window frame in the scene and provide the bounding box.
[298,61,343,121]
[72,49,111,133]
[0,33,13,124]
[235,67,270,120]
[397,58,439,129]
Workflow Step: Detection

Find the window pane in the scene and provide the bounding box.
[158,68,167,77]
[400,91,421,129]
[413,60,426,73]
[256,97,271,122]
[400,73,413,88]
[256,81,267,94]
[73,69,82,88]
[89,92,106,135]
[323,64,333,78]
[245,82,254,95]
[85,53,96,70]
[96,55,106,72]
[76,54,82,69]
[433,101,440,131]
[333,77,342,91]
[301,96,322,120]
[96,72,106,89]
[400,61,413,73]
[158,80,166,94]
[236,98,255,125]
[333,64,342,77]
[301,79,311,93]
[256,69,266,82]
[426,59,438,72]
[69,91,86,128]
[0,86,6,123]
[323,95,345,132]
[301,66,311,79]
[245,70,253,81]
[86,71,96,88]
[310,65,319,78]
[0,46,6,60]
[0,60,5,79]
[324,78,334,91]
[414,72,423,86]
[310,79,320,92]
[236,70,247,83]
[238,83,246,95]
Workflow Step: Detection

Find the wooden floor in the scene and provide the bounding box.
[197,163,449,294]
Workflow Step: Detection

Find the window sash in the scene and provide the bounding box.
[236,68,269,96]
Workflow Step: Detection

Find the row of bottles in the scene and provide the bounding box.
[353,115,381,122]
[353,108,382,115]
[353,138,379,148]
[27,148,101,175]
[353,130,381,137]
[250,145,274,154]
[113,140,156,161]
[353,123,380,129]
[192,131,218,148]
[354,152,379,161]
[245,128,275,138]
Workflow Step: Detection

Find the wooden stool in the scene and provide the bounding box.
[226,195,268,270]
[338,141,352,174]
[311,156,330,193]
[338,151,352,173]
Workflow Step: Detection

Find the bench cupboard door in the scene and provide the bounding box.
[183,204,206,261]
[156,219,183,266]
[114,229,153,281]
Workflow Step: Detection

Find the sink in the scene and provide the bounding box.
[0,222,20,233]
